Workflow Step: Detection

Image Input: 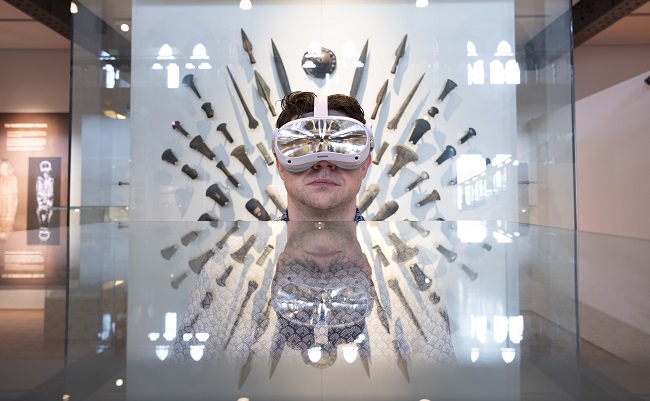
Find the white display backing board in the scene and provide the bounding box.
[130,0,518,222]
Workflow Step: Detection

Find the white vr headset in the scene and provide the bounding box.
[272,96,374,173]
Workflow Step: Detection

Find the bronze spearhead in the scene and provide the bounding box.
[241,28,255,64]
[254,70,276,116]
[391,34,407,74]
[371,79,389,120]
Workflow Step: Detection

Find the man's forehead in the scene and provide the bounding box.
[294,110,350,120]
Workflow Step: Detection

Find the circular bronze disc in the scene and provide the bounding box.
[302,47,337,79]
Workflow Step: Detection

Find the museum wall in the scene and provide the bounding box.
[0,50,70,113]
[574,45,650,101]
[574,69,650,356]
[574,44,650,363]
[575,60,650,241]
[0,49,70,309]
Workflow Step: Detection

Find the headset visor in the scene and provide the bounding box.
[273,116,374,173]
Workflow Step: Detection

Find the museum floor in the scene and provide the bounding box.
[0,220,648,401]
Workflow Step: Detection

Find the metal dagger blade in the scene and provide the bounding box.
[254,70,276,116]
[271,39,292,97]
[387,73,425,130]
[226,66,260,129]
[349,39,369,99]
[224,280,259,350]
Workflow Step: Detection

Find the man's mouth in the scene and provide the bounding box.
[308,178,338,186]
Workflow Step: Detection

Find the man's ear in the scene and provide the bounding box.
[360,156,372,177]
[275,156,285,180]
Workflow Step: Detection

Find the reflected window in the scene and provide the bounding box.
[163,312,177,341]
[456,221,487,243]
[191,44,209,60]
[341,41,357,58]
[103,64,116,89]
[468,60,485,85]
[505,60,521,84]
[495,40,513,56]
[457,154,486,183]
[490,40,519,85]
[157,44,174,60]
[466,41,477,57]
[466,41,484,85]
[490,60,506,85]
[166,63,180,88]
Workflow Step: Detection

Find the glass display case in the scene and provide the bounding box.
[0,0,596,400]
[9,1,650,400]
[69,0,575,228]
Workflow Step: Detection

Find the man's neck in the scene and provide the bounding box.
[286,200,358,221]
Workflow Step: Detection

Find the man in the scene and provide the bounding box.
[272,91,374,221]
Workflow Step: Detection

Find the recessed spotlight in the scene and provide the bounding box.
[120,23,130,32]
[70,2,78,13]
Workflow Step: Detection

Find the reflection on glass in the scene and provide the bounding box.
[493,315,508,343]
[103,64,115,88]
[166,63,179,89]
[190,344,205,361]
[163,312,177,341]
[36,160,54,241]
[155,345,169,361]
[157,44,174,60]
[501,347,516,364]
[191,44,209,60]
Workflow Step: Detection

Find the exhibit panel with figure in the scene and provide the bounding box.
[0,113,69,286]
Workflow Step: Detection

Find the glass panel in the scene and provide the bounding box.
[60,220,581,400]
[6,219,650,399]
[514,0,575,229]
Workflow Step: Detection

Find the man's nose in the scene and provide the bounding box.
[312,160,336,170]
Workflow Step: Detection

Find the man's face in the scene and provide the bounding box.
[277,157,371,213]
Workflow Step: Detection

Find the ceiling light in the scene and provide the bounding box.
[240,0,252,10]
[416,0,429,7]
[120,23,130,32]
[70,2,78,13]
[103,110,117,119]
